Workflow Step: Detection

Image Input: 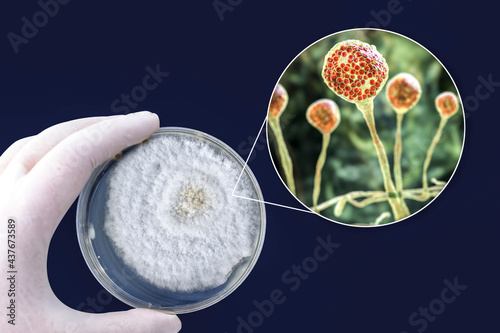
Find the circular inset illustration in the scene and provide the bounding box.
[267,29,464,227]
[77,127,266,313]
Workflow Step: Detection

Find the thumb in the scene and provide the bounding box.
[72,308,182,333]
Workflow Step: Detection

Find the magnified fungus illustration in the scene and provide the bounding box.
[322,39,388,104]
[268,83,296,194]
[266,29,464,226]
[306,99,341,210]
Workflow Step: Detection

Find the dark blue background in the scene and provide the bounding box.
[1,0,498,332]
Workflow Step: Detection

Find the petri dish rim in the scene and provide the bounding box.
[76,126,266,314]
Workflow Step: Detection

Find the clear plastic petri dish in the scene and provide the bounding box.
[76,127,266,314]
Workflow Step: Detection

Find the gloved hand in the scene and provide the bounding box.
[0,112,182,332]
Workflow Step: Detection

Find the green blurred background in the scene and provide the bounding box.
[268,29,464,226]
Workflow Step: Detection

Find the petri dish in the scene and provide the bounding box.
[76,127,266,314]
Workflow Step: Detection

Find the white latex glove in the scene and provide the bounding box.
[0,112,182,333]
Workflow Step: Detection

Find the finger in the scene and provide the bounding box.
[0,136,34,175]
[20,111,160,236]
[78,309,182,333]
[5,116,120,176]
